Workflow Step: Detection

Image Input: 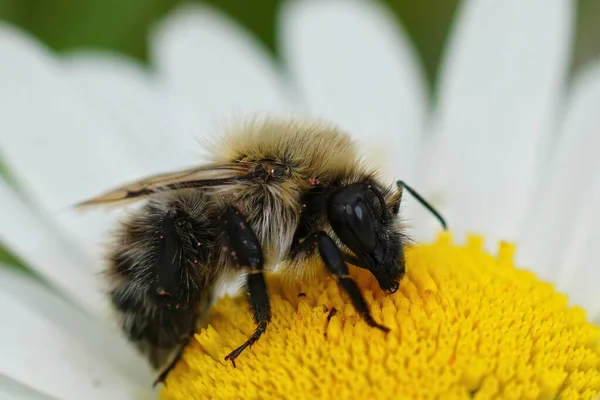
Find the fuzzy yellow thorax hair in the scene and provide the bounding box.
[160,233,600,400]
[210,119,360,180]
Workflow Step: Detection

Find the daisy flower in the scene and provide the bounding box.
[0,0,598,398]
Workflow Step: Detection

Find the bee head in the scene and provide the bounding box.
[326,181,405,294]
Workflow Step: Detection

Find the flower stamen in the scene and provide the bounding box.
[161,233,600,400]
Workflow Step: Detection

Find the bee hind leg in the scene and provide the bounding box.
[221,206,271,366]
[296,231,389,332]
[109,194,216,384]
[153,334,193,387]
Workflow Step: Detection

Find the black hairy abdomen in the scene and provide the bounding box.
[110,288,197,348]
[107,192,218,367]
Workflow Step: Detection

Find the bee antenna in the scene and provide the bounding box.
[396,180,448,230]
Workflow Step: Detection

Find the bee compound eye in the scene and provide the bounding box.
[327,184,378,255]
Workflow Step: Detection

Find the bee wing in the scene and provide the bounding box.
[76,162,255,208]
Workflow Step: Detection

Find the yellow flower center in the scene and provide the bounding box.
[160,233,600,400]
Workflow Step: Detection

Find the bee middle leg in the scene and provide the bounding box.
[221,206,271,366]
[294,231,389,332]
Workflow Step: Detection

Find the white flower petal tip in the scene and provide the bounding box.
[427,0,574,245]
[278,0,428,183]
[0,25,142,202]
[63,50,151,79]
[0,22,51,60]
[0,21,148,257]
[150,3,293,138]
[62,51,199,174]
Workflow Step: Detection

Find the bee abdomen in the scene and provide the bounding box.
[107,192,218,368]
[110,288,198,347]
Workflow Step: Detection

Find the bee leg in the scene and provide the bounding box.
[153,286,213,386]
[301,231,389,332]
[153,333,193,387]
[109,194,216,384]
[221,206,271,365]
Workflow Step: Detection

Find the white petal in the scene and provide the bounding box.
[555,180,600,320]
[151,3,292,147]
[0,178,106,317]
[0,23,145,257]
[0,267,153,388]
[427,0,573,244]
[0,286,154,400]
[516,60,600,318]
[518,60,600,280]
[62,51,197,174]
[278,0,428,183]
[0,375,56,400]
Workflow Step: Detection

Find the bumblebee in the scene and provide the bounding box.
[78,119,446,383]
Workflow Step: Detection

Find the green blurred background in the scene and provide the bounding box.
[1,0,600,271]
[2,0,600,91]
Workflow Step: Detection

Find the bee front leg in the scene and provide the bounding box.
[296,231,389,332]
[221,206,271,366]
